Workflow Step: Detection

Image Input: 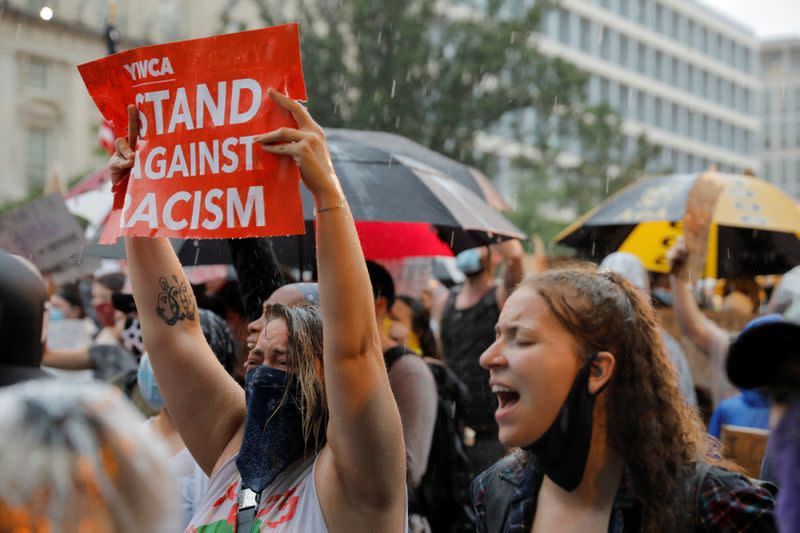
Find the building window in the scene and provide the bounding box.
[637,43,646,73]
[601,29,612,60]
[665,102,675,131]
[580,17,591,51]
[667,57,678,87]
[654,50,663,80]
[619,84,630,113]
[637,91,646,120]
[678,107,689,136]
[558,9,570,43]
[26,56,48,90]
[655,4,664,33]
[637,0,647,24]
[25,129,50,187]
[671,11,680,39]
[619,34,629,67]
[600,77,610,103]
[679,61,688,92]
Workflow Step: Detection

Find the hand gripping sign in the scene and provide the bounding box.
[78,24,307,243]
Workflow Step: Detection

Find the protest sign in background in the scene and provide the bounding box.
[0,193,88,279]
[78,24,307,243]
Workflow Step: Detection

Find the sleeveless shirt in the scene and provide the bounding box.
[186,455,326,532]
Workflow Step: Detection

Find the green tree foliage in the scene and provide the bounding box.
[239,0,660,245]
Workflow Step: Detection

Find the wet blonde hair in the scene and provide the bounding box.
[0,381,177,532]
[264,304,327,451]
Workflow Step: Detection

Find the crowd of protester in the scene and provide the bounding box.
[2,92,799,533]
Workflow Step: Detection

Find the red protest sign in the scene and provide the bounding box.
[78,24,307,243]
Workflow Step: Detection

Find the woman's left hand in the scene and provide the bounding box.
[255,90,343,207]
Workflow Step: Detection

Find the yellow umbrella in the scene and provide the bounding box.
[555,172,800,278]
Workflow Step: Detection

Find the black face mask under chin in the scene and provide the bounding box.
[236,365,308,493]
[524,353,607,492]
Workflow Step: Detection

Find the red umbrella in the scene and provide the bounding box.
[355,222,454,260]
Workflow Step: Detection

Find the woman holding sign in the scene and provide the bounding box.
[111,91,407,532]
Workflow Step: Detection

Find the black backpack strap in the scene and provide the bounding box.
[383,345,415,371]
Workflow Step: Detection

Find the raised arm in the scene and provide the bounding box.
[257,91,405,515]
[667,237,730,358]
[112,106,244,474]
[495,238,525,308]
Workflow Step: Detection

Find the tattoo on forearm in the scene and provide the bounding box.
[156,275,196,326]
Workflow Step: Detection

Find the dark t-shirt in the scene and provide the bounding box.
[440,286,500,433]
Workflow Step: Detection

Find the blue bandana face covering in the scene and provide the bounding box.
[236,365,307,493]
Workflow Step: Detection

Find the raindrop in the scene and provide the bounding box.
[395,116,400,128]
[605,174,610,194]
[510,31,516,44]
[15,23,22,40]
[390,80,396,98]
[450,232,455,247]
[377,30,382,44]
[591,241,597,257]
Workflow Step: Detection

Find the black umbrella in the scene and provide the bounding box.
[328,129,511,211]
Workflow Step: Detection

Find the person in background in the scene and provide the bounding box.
[704,316,779,439]
[0,250,52,387]
[392,295,440,359]
[42,284,140,384]
[726,313,800,533]
[139,308,238,528]
[0,380,177,531]
[600,252,697,406]
[472,266,776,532]
[90,272,126,335]
[49,282,88,321]
[667,237,734,404]
[438,240,524,474]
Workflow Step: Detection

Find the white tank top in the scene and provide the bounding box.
[186,454,326,532]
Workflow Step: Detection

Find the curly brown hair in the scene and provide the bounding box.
[523,266,714,531]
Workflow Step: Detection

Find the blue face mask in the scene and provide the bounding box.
[455,248,484,276]
[137,354,164,410]
[49,307,65,322]
[236,365,309,493]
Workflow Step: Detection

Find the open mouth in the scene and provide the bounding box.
[492,385,520,409]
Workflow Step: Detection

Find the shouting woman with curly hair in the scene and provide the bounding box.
[471,267,776,532]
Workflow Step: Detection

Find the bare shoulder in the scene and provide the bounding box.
[314,446,407,533]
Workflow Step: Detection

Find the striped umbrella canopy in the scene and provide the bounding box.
[555,172,800,278]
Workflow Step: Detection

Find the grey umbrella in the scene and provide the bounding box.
[328,128,511,211]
